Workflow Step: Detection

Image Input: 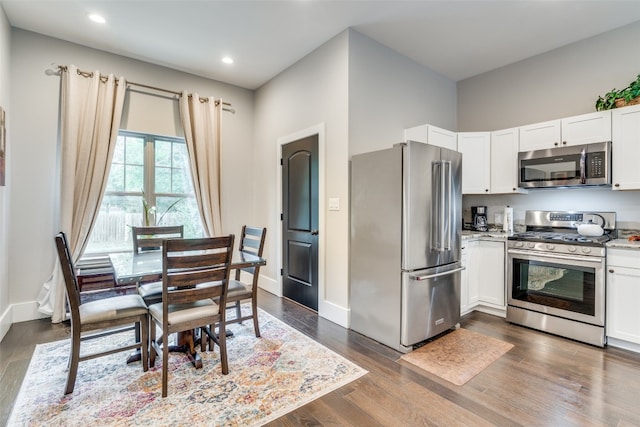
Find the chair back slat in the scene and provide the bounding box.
[238,226,267,276]
[165,251,229,270]
[162,235,234,308]
[132,225,184,253]
[55,232,81,317]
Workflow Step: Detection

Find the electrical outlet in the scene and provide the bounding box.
[328,198,340,211]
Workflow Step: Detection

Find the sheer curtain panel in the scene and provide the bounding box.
[38,65,126,323]
[179,92,223,237]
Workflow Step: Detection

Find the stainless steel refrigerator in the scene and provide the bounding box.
[350,141,462,353]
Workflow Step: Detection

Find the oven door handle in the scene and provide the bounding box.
[508,249,603,264]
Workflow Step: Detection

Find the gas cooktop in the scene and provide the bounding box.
[507,210,617,247]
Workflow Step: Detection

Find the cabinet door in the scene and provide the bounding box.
[458,132,490,194]
[561,111,611,146]
[460,244,470,314]
[477,240,505,307]
[519,119,561,151]
[612,105,640,190]
[490,128,521,194]
[607,266,640,344]
[466,241,480,307]
[404,124,457,151]
[428,125,457,150]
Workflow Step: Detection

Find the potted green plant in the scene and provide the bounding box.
[596,73,640,111]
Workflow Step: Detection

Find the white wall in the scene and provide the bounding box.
[6,29,255,325]
[0,5,11,338]
[348,30,456,156]
[458,21,640,228]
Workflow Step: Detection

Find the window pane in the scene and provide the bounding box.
[85,195,145,253]
[156,196,203,238]
[155,166,172,193]
[126,136,145,165]
[112,136,125,164]
[155,140,172,167]
[106,164,125,192]
[172,168,190,193]
[125,165,144,192]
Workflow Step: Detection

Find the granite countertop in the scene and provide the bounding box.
[606,239,640,250]
[462,230,509,240]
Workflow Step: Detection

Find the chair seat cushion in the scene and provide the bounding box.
[227,280,251,298]
[79,294,147,324]
[148,299,220,325]
[138,281,162,299]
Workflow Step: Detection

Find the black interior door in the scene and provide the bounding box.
[282,135,319,311]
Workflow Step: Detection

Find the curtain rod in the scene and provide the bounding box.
[56,65,235,113]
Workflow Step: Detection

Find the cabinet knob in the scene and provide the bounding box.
[512,188,516,191]
[609,269,614,273]
[562,141,567,145]
[614,183,620,187]
[485,189,489,192]
[554,142,559,146]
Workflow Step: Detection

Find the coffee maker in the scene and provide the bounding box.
[472,206,488,231]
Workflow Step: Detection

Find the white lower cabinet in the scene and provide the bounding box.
[606,249,640,347]
[461,238,506,316]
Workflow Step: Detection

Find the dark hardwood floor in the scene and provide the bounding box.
[2,289,640,426]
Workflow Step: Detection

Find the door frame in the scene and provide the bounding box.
[275,123,325,313]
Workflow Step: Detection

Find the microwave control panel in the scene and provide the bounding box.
[586,152,605,178]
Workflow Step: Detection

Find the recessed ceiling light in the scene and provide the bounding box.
[88,14,106,24]
[222,57,234,65]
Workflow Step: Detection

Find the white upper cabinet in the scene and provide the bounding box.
[519,111,612,152]
[518,119,561,151]
[404,124,457,151]
[561,111,612,146]
[490,127,525,194]
[458,132,491,194]
[612,104,640,190]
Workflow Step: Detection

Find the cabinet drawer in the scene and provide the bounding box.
[607,249,640,268]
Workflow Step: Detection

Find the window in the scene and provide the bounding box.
[85,131,203,254]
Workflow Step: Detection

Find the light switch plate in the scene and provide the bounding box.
[328,197,340,211]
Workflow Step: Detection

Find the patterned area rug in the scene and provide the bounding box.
[400,328,513,386]
[8,306,367,426]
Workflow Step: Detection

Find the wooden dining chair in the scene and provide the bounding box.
[55,232,149,395]
[224,226,267,337]
[148,234,234,398]
[133,225,184,306]
[132,225,184,253]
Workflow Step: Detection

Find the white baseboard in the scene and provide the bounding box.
[258,274,281,297]
[0,305,11,343]
[0,301,50,342]
[607,337,640,354]
[319,300,349,328]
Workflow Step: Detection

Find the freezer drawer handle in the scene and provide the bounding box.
[413,267,465,281]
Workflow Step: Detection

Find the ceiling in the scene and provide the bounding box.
[3,1,640,90]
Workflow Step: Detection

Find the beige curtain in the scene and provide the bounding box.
[37,65,126,323]
[178,92,222,237]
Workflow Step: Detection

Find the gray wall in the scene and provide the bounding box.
[458,21,640,229]
[0,5,11,337]
[6,29,254,324]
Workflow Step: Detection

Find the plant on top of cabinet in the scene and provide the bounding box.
[596,74,640,111]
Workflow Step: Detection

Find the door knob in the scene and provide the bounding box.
[311,230,319,235]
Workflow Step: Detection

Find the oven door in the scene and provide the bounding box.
[507,249,605,326]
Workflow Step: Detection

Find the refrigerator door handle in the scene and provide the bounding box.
[413,266,465,281]
[432,160,452,252]
[443,160,452,251]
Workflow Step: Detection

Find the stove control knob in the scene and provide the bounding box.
[582,247,592,254]
[527,242,535,249]
[514,241,524,248]
[546,244,555,251]
[567,246,577,253]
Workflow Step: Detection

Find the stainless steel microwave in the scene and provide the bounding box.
[518,141,611,189]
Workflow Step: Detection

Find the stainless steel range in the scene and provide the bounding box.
[506,210,616,347]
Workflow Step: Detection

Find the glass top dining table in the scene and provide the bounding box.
[109,250,266,285]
